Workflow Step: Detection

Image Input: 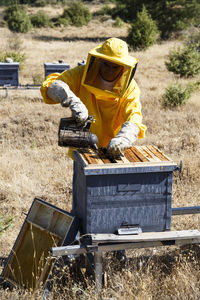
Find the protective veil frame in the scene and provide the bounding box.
[81,52,138,98]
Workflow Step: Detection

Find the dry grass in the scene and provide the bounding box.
[0,6,200,300]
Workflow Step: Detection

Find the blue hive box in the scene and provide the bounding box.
[0,62,19,86]
[73,146,178,234]
[44,62,70,78]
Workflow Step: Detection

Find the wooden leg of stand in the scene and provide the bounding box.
[94,252,102,293]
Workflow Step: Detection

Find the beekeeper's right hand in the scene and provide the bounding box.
[47,80,88,124]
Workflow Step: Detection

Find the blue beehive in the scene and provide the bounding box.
[0,62,19,86]
[44,62,70,78]
[73,146,178,234]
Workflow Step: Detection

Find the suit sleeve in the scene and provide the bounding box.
[40,66,84,104]
[123,80,147,139]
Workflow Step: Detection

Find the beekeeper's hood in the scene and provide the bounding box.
[82,38,138,99]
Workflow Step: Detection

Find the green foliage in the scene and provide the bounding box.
[161,82,195,108]
[30,11,51,28]
[112,0,200,39]
[0,50,26,68]
[34,0,47,7]
[188,32,200,49]
[0,215,13,234]
[0,0,18,5]
[165,44,200,77]
[2,0,64,5]
[93,5,112,17]
[126,6,159,50]
[4,5,32,33]
[61,1,91,27]
[54,16,70,27]
[32,73,43,85]
[112,16,124,28]
[8,35,24,52]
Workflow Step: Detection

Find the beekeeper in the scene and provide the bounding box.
[40,37,147,157]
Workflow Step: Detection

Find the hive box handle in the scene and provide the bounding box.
[117,184,141,192]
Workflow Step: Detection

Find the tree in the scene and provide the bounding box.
[126,6,159,50]
[4,5,32,33]
[112,0,200,39]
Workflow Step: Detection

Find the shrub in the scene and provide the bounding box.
[0,50,26,69]
[165,44,200,77]
[93,5,112,17]
[161,82,195,108]
[32,73,43,85]
[112,16,124,28]
[62,1,91,27]
[30,11,51,28]
[8,35,24,52]
[126,6,159,50]
[4,5,32,33]
[111,0,200,40]
[34,0,47,7]
[187,32,200,51]
[53,16,70,27]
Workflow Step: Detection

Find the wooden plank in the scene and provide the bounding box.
[80,148,100,165]
[88,148,104,165]
[113,153,126,164]
[51,235,200,257]
[136,146,156,162]
[153,145,173,161]
[124,148,141,162]
[140,146,161,162]
[97,238,200,252]
[118,154,130,163]
[148,145,170,161]
[98,149,112,164]
[90,230,200,244]
[130,146,149,162]
[74,149,89,166]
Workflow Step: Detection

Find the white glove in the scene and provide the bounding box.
[107,122,140,157]
[47,80,88,124]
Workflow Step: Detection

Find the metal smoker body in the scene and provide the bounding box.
[58,116,98,149]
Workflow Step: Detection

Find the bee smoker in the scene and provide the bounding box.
[58,116,98,150]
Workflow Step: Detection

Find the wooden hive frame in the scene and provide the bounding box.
[2,198,78,290]
[74,145,176,169]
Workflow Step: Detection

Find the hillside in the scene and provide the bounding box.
[0,7,200,299]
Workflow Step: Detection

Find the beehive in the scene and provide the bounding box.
[73,146,178,234]
[0,63,19,86]
[44,63,70,78]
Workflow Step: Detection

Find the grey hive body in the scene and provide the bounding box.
[73,146,177,234]
[0,63,19,86]
[44,63,70,78]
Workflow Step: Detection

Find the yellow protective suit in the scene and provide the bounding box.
[40,38,147,153]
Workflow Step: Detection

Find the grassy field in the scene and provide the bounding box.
[0,5,200,299]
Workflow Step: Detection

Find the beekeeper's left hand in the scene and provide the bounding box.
[107,122,140,157]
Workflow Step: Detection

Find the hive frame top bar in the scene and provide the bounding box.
[73,145,178,175]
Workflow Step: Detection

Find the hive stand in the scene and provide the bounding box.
[51,228,200,292]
